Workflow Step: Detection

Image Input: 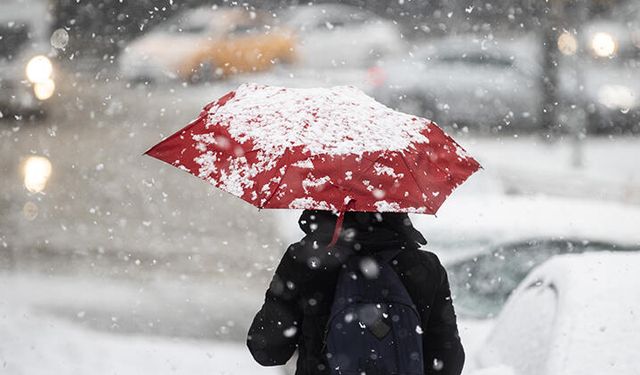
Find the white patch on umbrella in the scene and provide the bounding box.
[292,159,314,168]
[217,157,255,197]
[373,163,404,179]
[207,83,431,156]
[374,200,402,212]
[194,152,218,178]
[409,207,428,214]
[302,175,330,193]
[453,142,471,160]
[192,133,219,152]
[362,180,374,192]
[289,197,334,211]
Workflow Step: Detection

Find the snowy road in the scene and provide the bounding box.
[0,296,279,375]
[0,272,491,375]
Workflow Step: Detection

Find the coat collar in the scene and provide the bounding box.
[297,210,427,252]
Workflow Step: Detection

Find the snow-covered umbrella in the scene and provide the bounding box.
[145,83,480,245]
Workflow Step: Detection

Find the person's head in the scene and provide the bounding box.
[298,209,427,246]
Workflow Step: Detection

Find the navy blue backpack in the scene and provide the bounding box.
[324,249,424,375]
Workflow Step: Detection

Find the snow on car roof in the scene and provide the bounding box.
[161,7,258,33]
[413,35,541,72]
[281,3,378,28]
[521,252,640,373]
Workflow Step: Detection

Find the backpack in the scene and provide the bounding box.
[324,249,424,375]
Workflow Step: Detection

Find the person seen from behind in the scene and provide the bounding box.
[247,209,465,375]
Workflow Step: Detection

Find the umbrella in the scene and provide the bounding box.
[145,83,480,245]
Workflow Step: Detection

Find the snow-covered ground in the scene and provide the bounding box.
[0,273,280,374]
[0,271,490,375]
[0,304,279,375]
[465,136,640,205]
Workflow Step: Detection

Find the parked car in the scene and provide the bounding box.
[119,7,296,83]
[560,4,640,133]
[280,3,404,68]
[470,252,640,375]
[371,35,542,131]
[0,0,56,119]
[447,238,638,319]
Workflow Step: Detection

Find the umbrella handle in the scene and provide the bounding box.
[328,198,355,248]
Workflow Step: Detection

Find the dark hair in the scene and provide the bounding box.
[299,210,427,245]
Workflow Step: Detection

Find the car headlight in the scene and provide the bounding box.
[591,32,617,57]
[597,84,636,110]
[26,55,53,83]
[33,79,56,100]
[23,155,52,193]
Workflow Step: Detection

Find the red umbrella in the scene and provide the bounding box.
[145,83,480,244]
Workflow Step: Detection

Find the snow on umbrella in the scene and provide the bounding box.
[145,83,480,244]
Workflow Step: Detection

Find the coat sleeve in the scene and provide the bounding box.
[247,245,304,366]
[247,239,349,366]
[423,256,465,375]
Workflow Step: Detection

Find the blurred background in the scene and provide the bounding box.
[1,0,640,373]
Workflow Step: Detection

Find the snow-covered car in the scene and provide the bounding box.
[0,0,57,119]
[470,252,640,375]
[280,3,404,68]
[447,239,637,319]
[119,7,296,83]
[371,35,542,131]
[560,4,640,133]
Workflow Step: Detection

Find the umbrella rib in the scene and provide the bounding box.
[399,154,437,214]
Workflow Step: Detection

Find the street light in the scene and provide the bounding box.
[591,32,617,57]
[23,156,52,193]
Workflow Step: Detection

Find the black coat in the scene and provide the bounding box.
[247,210,465,375]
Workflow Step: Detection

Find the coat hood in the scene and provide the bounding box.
[298,209,427,251]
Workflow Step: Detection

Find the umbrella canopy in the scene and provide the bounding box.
[145,83,480,217]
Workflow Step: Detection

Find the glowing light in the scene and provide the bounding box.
[23,156,52,193]
[598,85,636,110]
[33,79,55,100]
[557,31,578,56]
[591,32,617,57]
[26,55,53,83]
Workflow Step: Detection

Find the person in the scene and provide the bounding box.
[247,209,465,375]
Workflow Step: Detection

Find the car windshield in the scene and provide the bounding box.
[0,22,29,60]
[448,239,638,319]
[228,23,261,36]
[284,6,374,30]
[435,52,514,67]
[162,11,213,34]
